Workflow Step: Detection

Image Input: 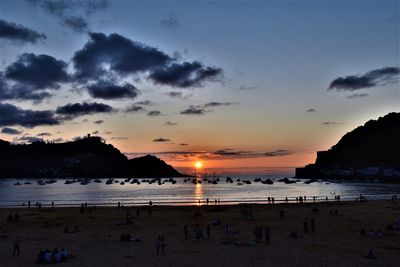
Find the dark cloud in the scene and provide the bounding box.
[72,32,172,80]
[0,19,47,43]
[1,127,22,135]
[87,81,139,99]
[149,61,222,88]
[214,149,253,155]
[180,106,207,115]
[135,100,154,106]
[5,53,69,89]
[160,11,178,30]
[55,102,114,119]
[165,121,178,126]
[62,15,88,33]
[111,136,128,140]
[147,110,162,117]
[29,0,108,33]
[124,105,145,113]
[153,137,171,142]
[14,135,44,143]
[306,108,316,112]
[264,149,292,157]
[346,93,369,99]
[166,91,183,98]
[203,102,236,107]
[37,132,51,136]
[328,67,399,91]
[321,121,345,126]
[0,103,59,128]
[0,72,52,102]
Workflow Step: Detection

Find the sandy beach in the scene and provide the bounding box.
[1,200,399,267]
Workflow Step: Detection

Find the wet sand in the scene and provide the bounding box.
[1,200,399,267]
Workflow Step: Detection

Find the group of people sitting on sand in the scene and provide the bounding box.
[385,219,400,231]
[7,212,20,223]
[36,248,70,264]
[120,233,141,242]
[360,228,384,237]
[63,225,79,233]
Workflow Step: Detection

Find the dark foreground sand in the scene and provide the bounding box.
[1,200,400,267]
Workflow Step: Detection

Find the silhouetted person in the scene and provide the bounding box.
[28,201,31,208]
[366,249,375,259]
[160,236,166,254]
[184,225,188,239]
[207,198,209,205]
[118,202,121,208]
[14,213,20,222]
[285,197,288,203]
[149,200,153,206]
[265,227,270,243]
[303,219,309,234]
[51,201,54,208]
[13,237,21,256]
[311,218,316,232]
[156,236,160,255]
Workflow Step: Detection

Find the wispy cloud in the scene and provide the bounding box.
[328,66,399,91]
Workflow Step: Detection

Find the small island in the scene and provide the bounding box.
[0,135,186,178]
[296,112,400,182]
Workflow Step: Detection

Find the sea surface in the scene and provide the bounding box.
[1,175,400,207]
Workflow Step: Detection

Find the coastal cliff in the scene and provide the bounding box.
[296,112,400,181]
[0,136,185,178]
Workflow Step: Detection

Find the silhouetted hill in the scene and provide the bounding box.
[0,136,186,178]
[296,112,400,181]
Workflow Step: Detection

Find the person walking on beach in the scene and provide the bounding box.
[13,237,21,256]
[160,236,166,255]
[303,219,309,234]
[264,227,270,243]
[311,218,316,233]
[156,236,161,255]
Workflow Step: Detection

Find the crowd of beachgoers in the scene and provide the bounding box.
[1,195,400,266]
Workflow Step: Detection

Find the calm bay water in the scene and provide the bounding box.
[1,175,400,207]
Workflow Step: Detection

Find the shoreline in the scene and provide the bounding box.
[0,193,398,209]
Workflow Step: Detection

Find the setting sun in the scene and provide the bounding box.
[195,161,203,169]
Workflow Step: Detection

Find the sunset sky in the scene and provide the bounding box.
[0,0,399,174]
